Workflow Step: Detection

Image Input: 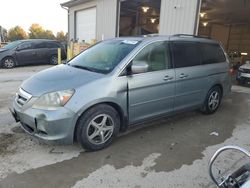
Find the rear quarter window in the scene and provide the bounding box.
[172,42,201,68]
[200,43,226,64]
[46,42,60,49]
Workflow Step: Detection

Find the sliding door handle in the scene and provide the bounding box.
[164,75,174,81]
[179,73,189,79]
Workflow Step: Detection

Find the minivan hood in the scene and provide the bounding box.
[21,64,104,96]
[240,63,250,70]
[0,48,8,53]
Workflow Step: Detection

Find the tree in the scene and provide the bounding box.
[44,30,55,39]
[7,26,27,41]
[0,26,8,42]
[28,23,45,39]
[56,31,67,42]
[28,24,55,39]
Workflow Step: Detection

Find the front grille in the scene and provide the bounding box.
[242,69,250,73]
[15,88,32,107]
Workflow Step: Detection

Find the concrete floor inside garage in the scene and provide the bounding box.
[199,0,250,63]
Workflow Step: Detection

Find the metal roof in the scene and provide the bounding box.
[61,0,93,8]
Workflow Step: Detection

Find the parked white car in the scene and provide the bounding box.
[237,61,250,84]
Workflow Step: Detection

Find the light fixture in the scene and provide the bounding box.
[150,18,156,23]
[200,12,206,18]
[142,6,150,13]
[203,22,208,27]
[241,52,248,56]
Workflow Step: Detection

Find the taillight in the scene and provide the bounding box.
[229,68,235,75]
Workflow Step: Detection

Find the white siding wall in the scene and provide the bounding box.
[68,0,97,41]
[96,0,117,40]
[68,0,117,42]
[159,0,200,35]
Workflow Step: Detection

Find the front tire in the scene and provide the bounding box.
[76,104,120,151]
[2,57,15,68]
[202,86,222,114]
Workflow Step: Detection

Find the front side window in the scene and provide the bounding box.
[69,40,140,74]
[132,41,170,73]
[17,42,32,51]
[172,42,201,68]
[3,41,22,50]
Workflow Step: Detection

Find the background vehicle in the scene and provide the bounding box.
[0,39,66,68]
[229,51,243,69]
[237,61,250,85]
[209,146,250,188]
[10,35,231,151]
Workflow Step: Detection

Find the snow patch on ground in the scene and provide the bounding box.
[71,120,250,188]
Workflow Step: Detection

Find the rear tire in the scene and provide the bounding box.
[50,55,58,65]
[76,104,120,151]
[2,57,15,68]
[202,86,222,114]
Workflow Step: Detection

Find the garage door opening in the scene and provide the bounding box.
[76,7,96,43]
[198,0,250,65]
[118,0,161,37]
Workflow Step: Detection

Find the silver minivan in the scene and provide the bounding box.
[10,35,231,151]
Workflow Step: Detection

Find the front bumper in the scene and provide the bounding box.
[10,98,78,145]
[237,72,250,82]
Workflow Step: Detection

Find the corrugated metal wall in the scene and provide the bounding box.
[159,0,200,35]
[96,0,117,40]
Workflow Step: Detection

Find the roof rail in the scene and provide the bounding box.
[173,34,211,39]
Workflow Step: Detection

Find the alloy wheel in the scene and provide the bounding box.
[86,114,114,145]
[4,58,14,68]
[208,91,220,111]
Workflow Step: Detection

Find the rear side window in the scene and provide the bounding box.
[34,42,46,49]
[200,43,226,64]
[47,42,60,48]
[172,42,201,68]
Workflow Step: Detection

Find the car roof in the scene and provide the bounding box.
[18,39,59,43]
[113,34,219,44]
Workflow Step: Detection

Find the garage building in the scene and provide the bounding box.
[61,0,250,61]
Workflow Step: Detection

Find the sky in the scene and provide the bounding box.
[0,0,68,34]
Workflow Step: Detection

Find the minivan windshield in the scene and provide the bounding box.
[3,41,22,50]
[68,39,140,74]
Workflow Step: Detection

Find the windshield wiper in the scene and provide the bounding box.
[69,64,99,72]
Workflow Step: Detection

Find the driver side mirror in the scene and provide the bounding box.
[131,61,149,74]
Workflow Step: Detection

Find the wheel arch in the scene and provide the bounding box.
[1,56,16,67]
[73,101,128,142]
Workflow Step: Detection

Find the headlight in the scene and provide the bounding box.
[238,67,244,72]
[32,89,75,110]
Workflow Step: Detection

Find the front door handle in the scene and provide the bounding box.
[164,75,174,81]
[179,73,189,79]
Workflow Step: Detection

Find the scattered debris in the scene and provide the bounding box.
[210,132,219,137]
[49,148,64,154]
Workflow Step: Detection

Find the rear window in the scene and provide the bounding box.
[172,42,201,68]
[200,43,226,64]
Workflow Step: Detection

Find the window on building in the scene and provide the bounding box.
[119,0,162,37]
